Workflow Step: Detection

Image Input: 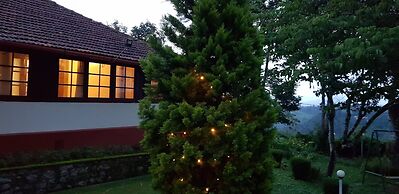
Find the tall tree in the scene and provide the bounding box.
[107,20,128,33]
[130,21,164,42]
[140,0,278,193]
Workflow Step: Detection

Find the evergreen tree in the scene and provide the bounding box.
[139,0,278,193]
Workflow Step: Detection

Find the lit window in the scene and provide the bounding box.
[115,66,135,99]
[58,59,84,98]
[88,62,110,98]
[0,51,29,96]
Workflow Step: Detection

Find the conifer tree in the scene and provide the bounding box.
[139,0,278,193]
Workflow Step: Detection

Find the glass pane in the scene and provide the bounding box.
[58,85,70,97]
[0,81,11,95]
[13,67,28,82]
[0,51,12,66]
[13,53,29,67]
[125,89,134,99]
[59,72,70,84]
[88,87,99,98]
[126,67,134,77]
[116,77,125,87]
[116,66,125,76]
[71,86,83,97]
[99,87,110,98]
[12,82,27,96]
[126,78,134,88]
[100,64,111,75]
[115,88,124,98]
[72,60,84,73]
[72,73,84,85]
[100,75,110,87]
[59,59,72,71]
[0,66,12,80]
[89,62,100,74]
[88,75,99,86]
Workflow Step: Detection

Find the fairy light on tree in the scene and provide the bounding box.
[139,0,277,193]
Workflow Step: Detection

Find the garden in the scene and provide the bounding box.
[51,134,398,194]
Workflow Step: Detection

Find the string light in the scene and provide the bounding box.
[227,155,230,158]
[182,155,185,159]
[200,75,205,80]
[183,131,187,135]
[216,178,220,181]
[210,128,216,135]
[180,178,184,182]
[205,188,209,192]
[173,158,176,162]
[197,159,202,164]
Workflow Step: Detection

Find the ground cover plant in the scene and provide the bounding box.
[54,154,398,194]
[0,145,140,168]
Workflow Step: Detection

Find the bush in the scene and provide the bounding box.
[0,145,141,168]
[323,178,349,194]
[290,157,311,180]
[290,157,320,181]
[365,157,399,176]
[313,128,329,154]
[271,149,285,168]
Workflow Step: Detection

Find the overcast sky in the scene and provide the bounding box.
[52,0,321,105]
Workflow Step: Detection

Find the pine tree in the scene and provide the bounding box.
[139,0,278,193]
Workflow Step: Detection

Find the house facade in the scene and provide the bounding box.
[0,0,149,154]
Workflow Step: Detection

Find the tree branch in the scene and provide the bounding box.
[354,101,396,140]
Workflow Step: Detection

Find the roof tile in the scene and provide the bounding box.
[0,0,149,62]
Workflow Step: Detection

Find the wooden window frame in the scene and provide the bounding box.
[58,59,85,98]
[0,51,29,97]
[115,65,135,100]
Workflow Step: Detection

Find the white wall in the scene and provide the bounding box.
[0,102,141,134]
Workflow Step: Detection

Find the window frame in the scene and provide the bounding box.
[115,65,135,100]
[0,51,29,97]
[57,59,85,98]
[87,62,111,99]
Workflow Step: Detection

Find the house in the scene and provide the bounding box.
[0,0,149,154]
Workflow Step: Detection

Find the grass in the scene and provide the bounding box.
[54,155,397,194]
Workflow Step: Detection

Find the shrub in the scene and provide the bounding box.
[0,145,141,168]
[290,157,320,181]
[271,149,285,168]
[290,157,311,180]
[365,157,399,176]
[313,128,329,154]
[323,178,349,194]
[309,167,320,180]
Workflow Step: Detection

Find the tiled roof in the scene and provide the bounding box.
[0,0,149,62]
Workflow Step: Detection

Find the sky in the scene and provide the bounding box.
[52,0,321,105]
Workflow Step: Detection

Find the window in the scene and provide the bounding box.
[88,62,110,98]
[58,59,84,98]
[115,66,135,99]
[0,51,29,96]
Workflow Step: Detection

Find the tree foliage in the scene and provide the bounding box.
[257,0,399,175]
[139,0,278,193]
[130,21,165,42]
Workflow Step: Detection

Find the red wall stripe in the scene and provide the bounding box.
[0,126,144,154]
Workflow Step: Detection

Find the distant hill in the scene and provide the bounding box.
[276,105,393,137]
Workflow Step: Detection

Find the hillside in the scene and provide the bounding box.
[276,106,393,137]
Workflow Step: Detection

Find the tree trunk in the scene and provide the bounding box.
[354,101,395,140]
[326,92,336,177]
[262,48,270,88]
[342,98,351,144]
[321,93,327,132]
[388,100,399,157]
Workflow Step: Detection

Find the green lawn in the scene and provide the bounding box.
[54,155,397,194]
